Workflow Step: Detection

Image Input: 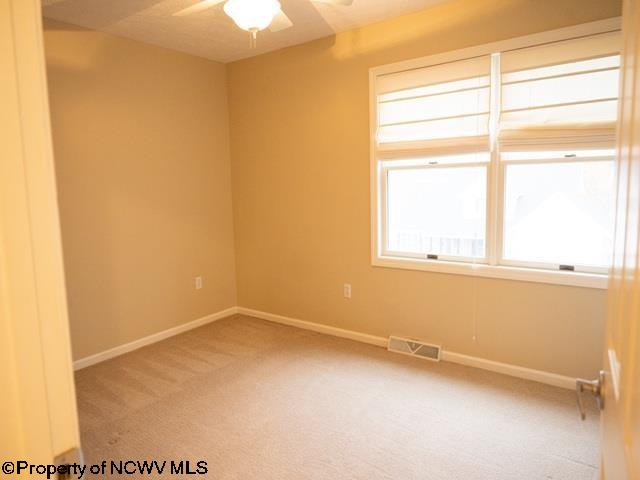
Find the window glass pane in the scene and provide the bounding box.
[387,167,487,258]
[503,160,615,267]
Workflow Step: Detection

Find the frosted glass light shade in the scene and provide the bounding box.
[223,0,281,32]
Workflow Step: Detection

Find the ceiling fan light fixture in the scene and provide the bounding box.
[223,0,281,32]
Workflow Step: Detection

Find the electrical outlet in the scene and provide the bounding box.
[343,283,351,299]
[195,276,203,290]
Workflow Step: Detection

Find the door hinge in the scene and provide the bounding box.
[54,447,83,480]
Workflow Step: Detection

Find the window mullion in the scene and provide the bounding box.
[487,53,502,266]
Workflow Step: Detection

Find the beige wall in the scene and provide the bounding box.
[227,0,621,379]
[44,20,237,360]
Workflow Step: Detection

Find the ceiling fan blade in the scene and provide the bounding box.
[173,0,225,17]
[312,0,354,5]
[269,9,293,32]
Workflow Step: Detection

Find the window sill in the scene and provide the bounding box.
[372,255,608,289]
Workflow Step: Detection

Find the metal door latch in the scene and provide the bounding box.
[576,370,605,420]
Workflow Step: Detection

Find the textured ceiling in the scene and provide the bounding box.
[42,0,447,63]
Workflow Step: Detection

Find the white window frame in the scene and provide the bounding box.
[370,18,621,290]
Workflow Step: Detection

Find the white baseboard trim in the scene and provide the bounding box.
[73,306,238,371]
[440,351,575,389]
[237,307,576,390]
[237,307,388,347]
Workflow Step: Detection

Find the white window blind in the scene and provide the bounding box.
[499,31,620,147]
[376,56,492,154]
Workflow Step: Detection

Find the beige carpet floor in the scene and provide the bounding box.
[75,314,599,479]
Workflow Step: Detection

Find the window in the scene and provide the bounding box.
[384,154,488,260]
[501,155,616,269]
[371,23,621,288]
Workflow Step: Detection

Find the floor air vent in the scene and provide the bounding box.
[388,336,441,362]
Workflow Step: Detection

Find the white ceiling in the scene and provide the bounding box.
[42,0,446,63]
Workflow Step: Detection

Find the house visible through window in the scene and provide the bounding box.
[372,29,620,282]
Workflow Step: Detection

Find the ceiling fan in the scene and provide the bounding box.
[173,0,354,47]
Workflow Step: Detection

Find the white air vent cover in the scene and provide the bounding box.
[388,336,441,362]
